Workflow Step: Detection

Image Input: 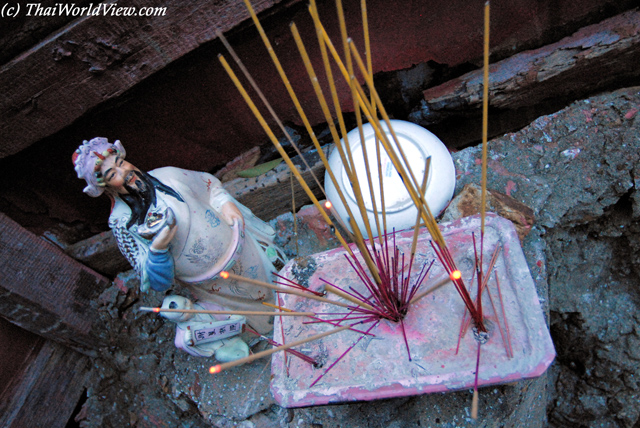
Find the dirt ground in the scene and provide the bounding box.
[76,87,640,428]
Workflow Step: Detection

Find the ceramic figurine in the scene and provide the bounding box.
[73,137,286,357]
[160,295,250,361]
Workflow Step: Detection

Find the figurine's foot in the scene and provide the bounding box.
[215,337,249,362]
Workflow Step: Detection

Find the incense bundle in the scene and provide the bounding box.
[210,0,504,419]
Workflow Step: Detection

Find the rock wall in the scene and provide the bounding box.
[452,87,640,427]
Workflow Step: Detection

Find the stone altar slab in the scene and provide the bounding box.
[270,214,555,407]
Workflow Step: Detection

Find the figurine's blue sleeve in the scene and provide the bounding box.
[144,248,174,292]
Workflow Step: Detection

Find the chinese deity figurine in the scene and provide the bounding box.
[73,137,286,357]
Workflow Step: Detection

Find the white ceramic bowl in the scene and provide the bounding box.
[325,120,455,238]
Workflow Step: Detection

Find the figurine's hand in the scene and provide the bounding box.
[150,223,178,251]
[221,201,244,231]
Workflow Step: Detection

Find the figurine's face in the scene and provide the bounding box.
[100,155,142,194]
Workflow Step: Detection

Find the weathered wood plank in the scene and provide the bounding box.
[0,0,93,64]
[414,10,640,124]
[0,317,44,399]
[65,229,132,277]
[4,0,636,163]
[0,0,285,158]
[225,149,327,221]
[0,339,91,428]
[0,213,110,354]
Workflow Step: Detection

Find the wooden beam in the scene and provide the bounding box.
[225,149,326,221]
[416,10,640,123]
[0,0,88,65]
[0,339,91,428]
[0,213,110,355]
[0,318,44,400]
[65,230,132,278]
[0,0,285,158]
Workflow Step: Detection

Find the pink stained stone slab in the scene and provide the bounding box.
[270,213,556,408]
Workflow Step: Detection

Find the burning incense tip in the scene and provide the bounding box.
[209,365,222,374]
[450,270,462,281]
[153,308,160,313]
[324,200,332,209]
[220,271,230,279]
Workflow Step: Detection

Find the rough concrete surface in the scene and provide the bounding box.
[451,86,640,428]
[76,87,639,427]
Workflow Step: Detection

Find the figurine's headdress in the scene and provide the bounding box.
[72,137,126,197]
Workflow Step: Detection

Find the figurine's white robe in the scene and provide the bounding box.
[109,167,279,333]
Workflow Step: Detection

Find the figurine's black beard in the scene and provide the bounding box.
[120,170,184,229]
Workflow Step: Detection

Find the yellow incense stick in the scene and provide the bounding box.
[474,7,491,419]
[209,324,352,374]
[409,275,452,304]
[240,0,355,231]
[308,9,387,239]
[221,44,380,285]
[289,22,369,247]
[290,22,381,283]
[217,54,353,257]
[480,0,491,236]
[262,302,294,312]
[472,388,479,419]
[308,21,437,247]
[361,0,373,98]
[139,307,314,316]
[220,270,353,309]
[348,44,424,200]
[345,40,452,251]
[339,74,440,242]
[323,284,375,311]
[215,28,326,200]
[266,287,374,314]
[290,172,300,256]
[410,156,431,257]
[347,42,427,199]
[305,4,377,244]
[332,0,382,241]
[360,0,387,239]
